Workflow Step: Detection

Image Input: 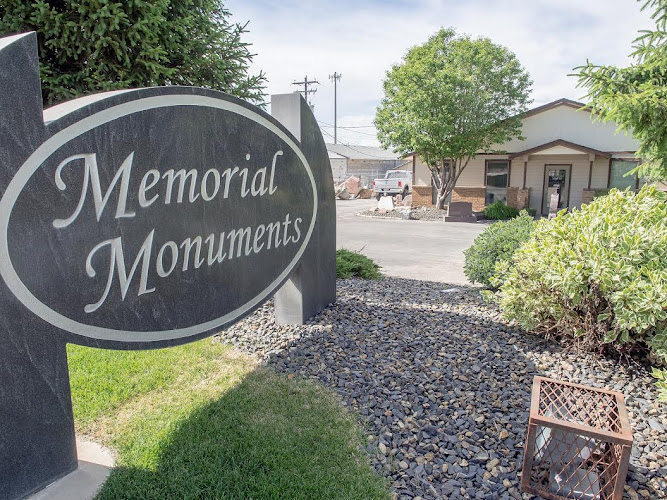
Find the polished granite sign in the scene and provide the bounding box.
[2,91,316,345]
[0,32,335,499]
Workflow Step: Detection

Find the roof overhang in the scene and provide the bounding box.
[508,139,611,159]
[520,98,589,119]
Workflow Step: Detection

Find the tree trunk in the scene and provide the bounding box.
[435,158,469,210]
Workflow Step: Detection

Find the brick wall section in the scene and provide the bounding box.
[452,187,486,212]
[506,187,531,209]
[581,189,595,206]
[411,185,433,207]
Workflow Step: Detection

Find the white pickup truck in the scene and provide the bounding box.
[372,170,412,200]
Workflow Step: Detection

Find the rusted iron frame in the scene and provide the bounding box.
[521,376,633,500]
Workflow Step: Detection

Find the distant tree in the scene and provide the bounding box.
[575,0,667,180]
[375,28,532,209]
[0,0,266,106]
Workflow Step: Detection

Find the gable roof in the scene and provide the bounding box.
[508,139,611,159]
[521,98,589,118]
[326,143,399,160]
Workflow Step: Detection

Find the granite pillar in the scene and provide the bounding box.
[0,33,78,500]
[271,94,336,324]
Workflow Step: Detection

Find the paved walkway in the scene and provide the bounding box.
[336,199,486,284]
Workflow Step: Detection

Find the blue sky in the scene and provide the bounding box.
[226,0,655,146]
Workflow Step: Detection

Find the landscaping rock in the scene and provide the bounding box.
[377,196,395,211]
[357,188,373,199]
[215,278,667,500]
[344,176,362,195]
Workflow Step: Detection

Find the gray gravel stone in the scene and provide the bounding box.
[215,278,667,499]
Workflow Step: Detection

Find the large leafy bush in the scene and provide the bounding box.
[492,187,667,397]
[463,211,535,288]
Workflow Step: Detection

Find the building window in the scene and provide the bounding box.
[609,159,641,190]
[486,160,509,204]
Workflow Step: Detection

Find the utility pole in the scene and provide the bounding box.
[329,72,342,144]
[291,75,319,106]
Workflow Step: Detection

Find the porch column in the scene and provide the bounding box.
[587,153,594,190]
[523,158,528,189]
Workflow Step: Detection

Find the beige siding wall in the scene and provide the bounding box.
[414,156,431,186]
[413,152,611,212]
[523,154,610,213]
[525,159,545,212]
[414,155,513,188]
[591,157,610,189]
[457,158,485,187]
[510,159,524,187]
[500,105,639,153]
[568,157,591,209]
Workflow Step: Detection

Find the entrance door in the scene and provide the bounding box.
[542,165,571,215]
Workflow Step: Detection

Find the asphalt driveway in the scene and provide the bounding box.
[336,199,486,284]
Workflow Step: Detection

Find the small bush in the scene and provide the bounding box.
[525,207,537,217]
[492,187,667,399]
[653,368,667,403]
[336,249,382,279]
[463,210,535,288]
[484,201,520,220]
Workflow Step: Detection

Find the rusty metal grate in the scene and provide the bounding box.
[521,377,633,500]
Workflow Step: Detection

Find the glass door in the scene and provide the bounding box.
[542,165,571,215]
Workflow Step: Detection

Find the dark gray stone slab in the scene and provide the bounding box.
[2,72,317,350]
[0,32,335,499]
[0,32,78,500]
[445,201,477,223]
[272,94,336,324]
[447,201,473,217]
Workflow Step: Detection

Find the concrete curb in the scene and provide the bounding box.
[29,440,114,500]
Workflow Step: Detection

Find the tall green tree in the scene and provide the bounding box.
[375,28,532,209]
[0,0,266,106]
[575,0,667,180]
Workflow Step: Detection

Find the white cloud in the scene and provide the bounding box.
[226,0,655,147]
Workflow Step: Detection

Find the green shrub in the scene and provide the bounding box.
[492,187,667,399]
[336,249,382,279]
[463,211,535,288]
[525,207,537,217]
[653,368,667,403]
[483,201,520,220]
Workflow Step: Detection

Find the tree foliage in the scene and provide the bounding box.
[0,0,266,106]
[575,0,667,180]
[375,28,532,209]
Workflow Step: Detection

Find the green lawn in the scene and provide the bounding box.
[67,341,389,499]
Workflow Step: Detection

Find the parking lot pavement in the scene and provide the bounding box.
[336,199,486,285]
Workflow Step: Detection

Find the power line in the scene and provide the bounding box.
[321,126,377,137]
[317,121,378,137]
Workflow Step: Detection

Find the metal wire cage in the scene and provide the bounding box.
[521,376,633,500]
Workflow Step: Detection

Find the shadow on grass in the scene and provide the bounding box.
[258,278,551,497]
[94,367,389,500]
[255,277,662,498]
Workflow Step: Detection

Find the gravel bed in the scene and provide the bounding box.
[215,278,666,499]
[359,207,449,221]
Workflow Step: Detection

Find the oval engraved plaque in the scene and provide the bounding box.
[0,90,317,345]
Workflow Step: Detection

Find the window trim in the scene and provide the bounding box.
[484,159,510,205]
[608,158,641,191]
[484,159,510,188]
